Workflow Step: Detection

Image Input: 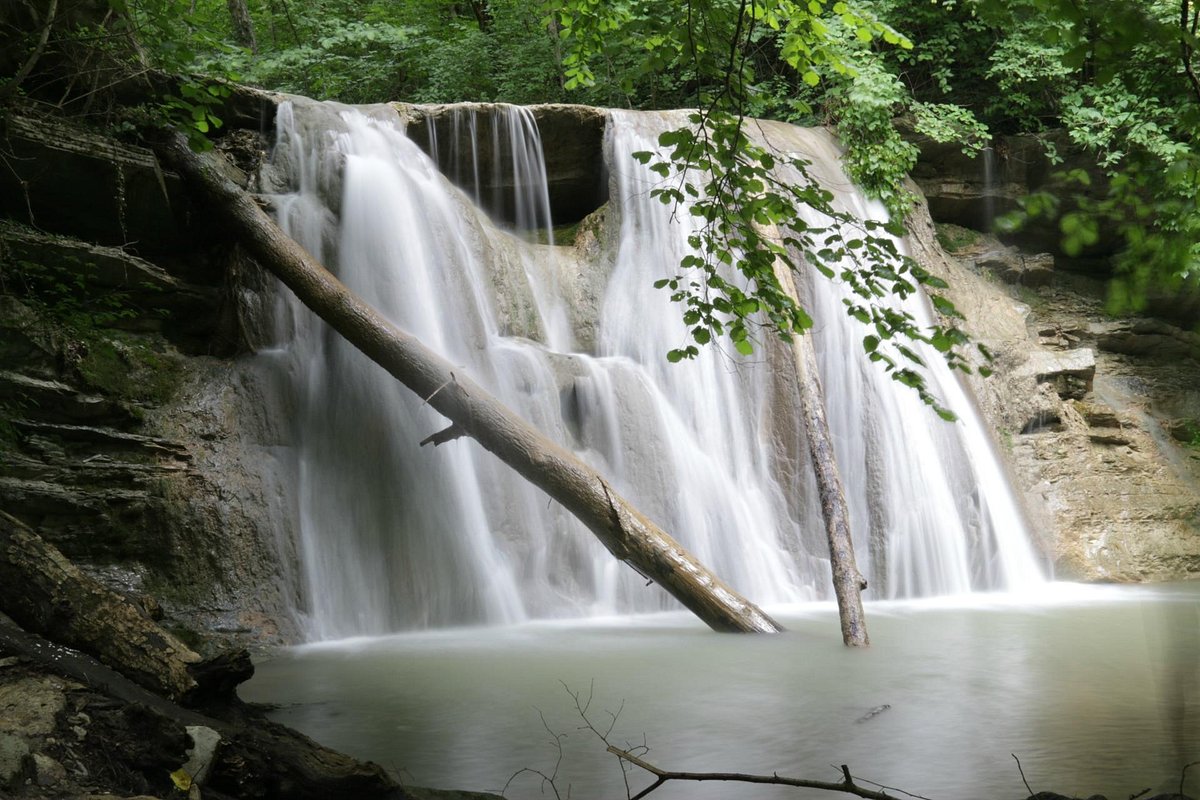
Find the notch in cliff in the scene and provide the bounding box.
[401,103,609,231]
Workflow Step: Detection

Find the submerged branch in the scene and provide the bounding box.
[606,745,907,800]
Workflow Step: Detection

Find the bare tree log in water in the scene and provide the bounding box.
[156,133,783,634]
[771,234,870,646]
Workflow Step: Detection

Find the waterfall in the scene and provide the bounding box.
[982,145,997,231]
[260,98,1043,640]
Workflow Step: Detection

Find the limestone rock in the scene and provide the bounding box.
[0,222,221,339]
[0,676,69,737]
[0,297,61,377]
[976,247,1056,287]
[0,259,299,649]
[1072,400,1121,428]
[1016,348,1096,400]
[0,371,136,426]
[1091,319,1200,361]
[0,731,31,789]
[182,725,222,786]
[32,752,67,787]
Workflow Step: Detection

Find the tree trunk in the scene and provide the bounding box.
[156,133,783,635]
[0,509,204,699]
[227,0,258,52]
[467,0,493,31]
[773,257,870,646]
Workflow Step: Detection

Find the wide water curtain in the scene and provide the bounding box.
[264,99,1042,641]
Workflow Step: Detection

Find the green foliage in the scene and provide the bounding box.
[910,101,988,154]
[233,19,413,103]
[935,223,981,253]
[88,0,241,147]
[76,333,183,405]
[824,58,919,219]
[549,0,987,417]
[0,254,147,331]
[975,0,1200,312]
[160,78,232,151]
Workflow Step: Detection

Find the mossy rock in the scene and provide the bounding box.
[935,222,982,253]
[75,332,184,406]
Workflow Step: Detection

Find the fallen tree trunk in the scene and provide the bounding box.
[0,509,203,699]
[772,249,870,646]
[156,133,782,634]
[0,612,407,800]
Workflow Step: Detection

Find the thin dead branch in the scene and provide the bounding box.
[1182,760,1200,798]
[419,423,466,447]
[605,745,911,800]
[561,682,927,800]
[1012,753,1035,798]
[0,0,59,101]
[503,708,568,800]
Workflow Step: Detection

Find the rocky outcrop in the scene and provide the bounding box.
[0,113,298,649]
[0,611,413,800]
[908,128,1113,259]
[0,115,191,256]
[914,210,1200,582]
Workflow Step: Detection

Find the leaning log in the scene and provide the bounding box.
[791,327,870,646]
[0,509,203,699]
[772,246,870,646]
[156,133,782,634]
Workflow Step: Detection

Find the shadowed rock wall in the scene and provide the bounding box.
[0,111,301,647]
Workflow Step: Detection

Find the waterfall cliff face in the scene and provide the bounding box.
[262,98,1043,640]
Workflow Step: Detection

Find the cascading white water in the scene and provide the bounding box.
[261,97,1043,640]
[741,120,1043,596]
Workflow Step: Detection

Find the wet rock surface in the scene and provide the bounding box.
[920,217,1200,582]
[0,114,299,650]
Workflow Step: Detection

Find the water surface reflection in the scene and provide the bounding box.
[243,584,1200,799]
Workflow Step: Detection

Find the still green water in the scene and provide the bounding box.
[242,584,1200,799]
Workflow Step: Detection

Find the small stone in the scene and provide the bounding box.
[32,753,67,787]
[183,725,222,786]
[1072,400,1120,428]
[1016,348,1096,400]
[0,732,31,789]
[72,724,88,741]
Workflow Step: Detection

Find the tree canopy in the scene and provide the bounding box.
[6,0,1195,403]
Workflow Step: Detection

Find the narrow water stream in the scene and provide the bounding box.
[244,584,1200,799]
